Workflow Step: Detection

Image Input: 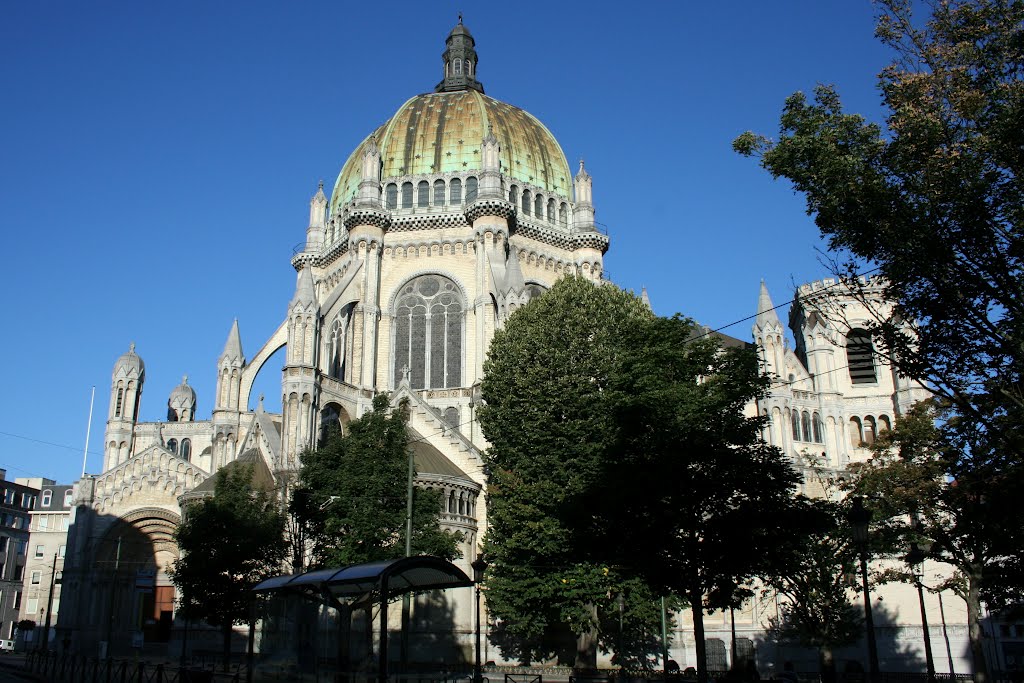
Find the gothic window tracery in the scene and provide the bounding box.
[790,410,800,441]
[812,412,823,443]
[392,275,464,389]
[801,411,812,442]
[326,303,356,382]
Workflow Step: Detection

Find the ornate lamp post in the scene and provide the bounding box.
[471,556,488,683]
[849,497,880,680]
[906,542,936,683]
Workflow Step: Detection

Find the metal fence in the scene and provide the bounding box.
[25,651,246,683]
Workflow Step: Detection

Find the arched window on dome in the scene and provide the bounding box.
[521,190,531,215]
[453,58,463,75]
[547,198,556,222]
[385,183,398,209]
[393,274,464,390]
[181,439,191,461]
[401,182,413,209]
[801,411,812,443]
[450,178,462,204]
[559,202,568,226]
[466,176,478,202]
[417,181,430,208]
[846,329,876,384]
[508,185,518,205]
[791,410,800,441]
[812,412,823,443]
[167,439,178,455]
[466,60,473,76]
[534,194,543,218]
[434,179,446,206]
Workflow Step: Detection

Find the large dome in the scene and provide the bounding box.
[330,89,572,215]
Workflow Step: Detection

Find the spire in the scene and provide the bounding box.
[290,266,318,309]
[220,319,244,363]
[435,17,484,93]
[640,286,652,311]
[755,280,783,329]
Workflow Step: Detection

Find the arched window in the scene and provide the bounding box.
[41,490,52,507]
[385,183,398,209]
[547,198,556,222]
[115,386,124,417]
[401,182,413,208]
[508,185,518,204]
[167,439,178,455]
[791,411,800,441]
[466,60,473,76]
[849,417,864,447]
[448,491,456,513]
[434,179,446,206]
[525,283,547,300]
[180,439,191,460]
[417,181,430,207]
[846,329,877,384]
[864,416,877,445]
[450,178,462,204]
[801,411,812,442]
[393,274,464,389]
[521,190,531,215]
[453,58,463,75]
[812,413,823,443]
[559,203,568,226]
[878,415,891,434]
[444,407,459,427]
[466,176,478,202]
[534,194,543,217]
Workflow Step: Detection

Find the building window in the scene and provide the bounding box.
[34,545,44,558]
[167,439,178,455]
[559,203,569,227]
[385,183,398,209]
[41,490,51,507]
[547,198,556,222]
[801,412,812,443]
[0,537,7,553]
[30,571,40,586]
[38,516,48,531]
[812,413,823,443]
[61,517,68,531]
[864,416,877,446]
[846,329,877,384]
[63,490,73,507]
[13,566,22,581]
[450,178,462,204]
[791,411,800,441]
[849,417,864,447]
[392,274,464,390]
[521,190,531,215]
[443,407,459,427]
[26,597,37,616]
[508,185,518,204]
[115,387,124,417]
[433,179,446,206]
[180,439,191,460]
[878,414,891,434]
[534,194,543,217]
[2,490,11,504]
[12,592,21,611]
[417,180,430,207]
[453,58,462,75]
[15,540,26,555]
[465,176,477,202]
[58,545,65,559]
[401,182,413,208]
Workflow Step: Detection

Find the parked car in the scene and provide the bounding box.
[0,640,15,652]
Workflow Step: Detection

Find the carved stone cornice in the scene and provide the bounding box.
[465,198,516,224]
[343,206,392,230]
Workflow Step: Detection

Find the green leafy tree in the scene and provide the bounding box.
[294,394,461,568]
[849,400,1024,680]
[172,463,287,668]
[480,277,804,679]
[760,499,863,683]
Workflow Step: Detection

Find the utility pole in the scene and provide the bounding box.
[41,553,58,652]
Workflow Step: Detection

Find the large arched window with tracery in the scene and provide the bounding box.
[393,275,464,389]
[325,303,357,382]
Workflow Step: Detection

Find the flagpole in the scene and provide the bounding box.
[81,386,95,478]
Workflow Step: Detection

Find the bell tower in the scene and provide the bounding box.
[104,344,145,471]
[435,16,484,93]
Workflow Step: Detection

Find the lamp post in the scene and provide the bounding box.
[849,497,880,680]
[41,553,59,652]
[471,556,488,683]
[906,543,936,683]
[616,593,625,669]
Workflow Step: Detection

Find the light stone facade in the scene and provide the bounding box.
[54,18,975,675]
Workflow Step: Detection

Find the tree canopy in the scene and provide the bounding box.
[479,276,804,677]
[172,463,287,666]
[293,394,462,569]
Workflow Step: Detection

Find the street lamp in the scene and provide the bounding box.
[906,542,936,683]
[616,593,625,669]
[849,496,880,680]
[471,556,488,683]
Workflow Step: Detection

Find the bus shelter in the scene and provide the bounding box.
[253,556,473,681]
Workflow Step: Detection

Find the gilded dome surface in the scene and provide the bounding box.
[330,90,571,214]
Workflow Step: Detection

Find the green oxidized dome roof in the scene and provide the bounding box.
[330,89,572,214]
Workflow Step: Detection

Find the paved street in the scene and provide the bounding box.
[0,655,41,682]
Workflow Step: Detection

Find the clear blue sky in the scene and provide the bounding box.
[0,1,895,484]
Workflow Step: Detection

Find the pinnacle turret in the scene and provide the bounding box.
[755,280,783,330]
[435,16,484,93]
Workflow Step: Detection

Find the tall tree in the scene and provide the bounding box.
[480,277,804,679]
[734,4,1024,679]
[172,463,287,669]
[293,394,461,569]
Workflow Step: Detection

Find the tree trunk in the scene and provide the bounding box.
[222,621,232,672]
[690,588,709,683]
[820,645,836,683]
[965,567,990,683]
[574,603,599,671]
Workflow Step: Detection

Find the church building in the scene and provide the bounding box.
[56,19,971,675]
